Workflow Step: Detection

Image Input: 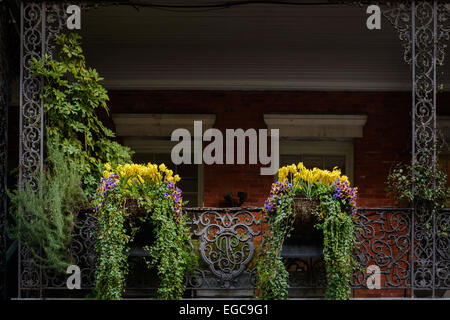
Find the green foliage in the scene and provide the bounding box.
[29,32,132,196]
[141,186,195,300]
[258,165,358,300]
[93,165,195,300]
[314,184,358,300]
[256,186,295,299]
[94,195,130,300]
[295,179,320,199]
[386,156,450,208]
[7,139,86,272]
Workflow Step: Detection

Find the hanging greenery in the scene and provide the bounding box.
[7,32,133,275]
[30,32,132,197]
[386,155,450,208]
[256,180,295,299]
[7,138,86,272]
[314,180,358,300]
[92,163,195,300]
[257,163,358,300]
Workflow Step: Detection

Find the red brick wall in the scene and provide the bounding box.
[107,90,417,208]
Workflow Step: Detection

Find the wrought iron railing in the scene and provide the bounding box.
[17,206,449,299]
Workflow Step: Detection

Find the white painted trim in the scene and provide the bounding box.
[112,113,216,137]
[264,114,367,138]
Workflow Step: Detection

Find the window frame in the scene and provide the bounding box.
[279,139,354,183]
[122,138,204,207]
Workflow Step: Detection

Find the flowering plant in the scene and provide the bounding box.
[94,163,182,219]
[257,162,358,300]
[257,180,295,299]
[92,162,194,300]
[332,178,358,216]
[263,180,293,215]
[277,162,350,199]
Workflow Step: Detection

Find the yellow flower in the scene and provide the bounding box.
[279,163,351,187]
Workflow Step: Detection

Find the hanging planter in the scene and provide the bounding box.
[92,162,195,300]
[124,198,148,218]
[292,197,320,223]
[257,163,358,300]
[291,197,321,240]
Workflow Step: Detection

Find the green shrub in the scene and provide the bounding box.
[8,139,86,272]
[30,32,132,197]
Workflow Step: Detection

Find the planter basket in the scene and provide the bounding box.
[290,197,322,243]
[292,197,320,226]
[124,198,148,218]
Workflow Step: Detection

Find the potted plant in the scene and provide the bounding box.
[92,162,195,300]
[279,163,353,220]
[386,155,450,209]
[257,162,358,300]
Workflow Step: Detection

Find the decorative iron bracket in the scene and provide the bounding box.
[18,1,67,298]
[383,0,450,298]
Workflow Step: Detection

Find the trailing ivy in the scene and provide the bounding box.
[141,182,194,299]
[94,194,130,300]
[314,183,358,300]
[93,163,195,300]
[257,163,358,300]
[256,180,295,299]
[30,32,132,196]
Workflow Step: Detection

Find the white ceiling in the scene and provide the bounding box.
[79,3,450,91]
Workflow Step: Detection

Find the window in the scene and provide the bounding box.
[264,114,364,182]
[123,138,204,207]
[112,114,216,208]
[279,140,354,182]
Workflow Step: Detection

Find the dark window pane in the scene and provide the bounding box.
[182,193,198,207]
[178,179,198,193]
[177,164,197,177]
[303,155,323,169]
[280,155,302,167]
[280,154,346,174]
[154,153,175,170]
[324,156,346,173]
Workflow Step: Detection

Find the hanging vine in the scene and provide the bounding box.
[257,163,358,300]
[92,163,195,300]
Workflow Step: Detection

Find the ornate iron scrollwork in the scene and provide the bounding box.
[40,210,97,292]
[353,208,412,289]
[382,1,450,298]
[383,1,413,64]
[19,1,45,298]
[0,1,9,300]
[192,209,261,288]
[285,258,327,289]
[435,209,450,289]
[19,1,67,298]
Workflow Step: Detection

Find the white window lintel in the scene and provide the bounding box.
[264,114,367,138]
[112,113,216,137]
